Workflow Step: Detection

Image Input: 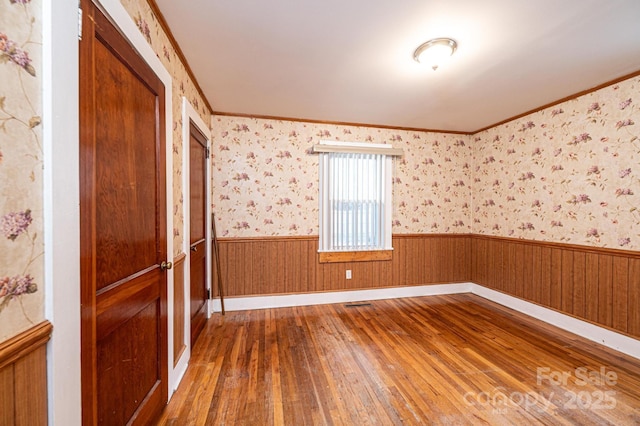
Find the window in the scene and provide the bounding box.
[315,141,401,262]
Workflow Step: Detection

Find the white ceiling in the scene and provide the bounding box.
[154,0,640,133]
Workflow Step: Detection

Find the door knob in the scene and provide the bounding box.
[191,246,197,252]
[161,261,173,271]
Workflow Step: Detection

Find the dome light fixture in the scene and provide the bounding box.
[413,38,457,70]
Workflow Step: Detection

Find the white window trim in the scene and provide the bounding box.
[318,141,395,253]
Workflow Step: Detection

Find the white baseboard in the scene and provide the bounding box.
[210,283,472,312]
[469,284,640,360]
[209,282,640,360]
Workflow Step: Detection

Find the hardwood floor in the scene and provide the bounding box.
[158,294,640,425]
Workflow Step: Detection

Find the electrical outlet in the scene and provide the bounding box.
[346,270,352,279]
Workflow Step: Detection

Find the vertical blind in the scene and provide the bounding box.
[320,152,386,251]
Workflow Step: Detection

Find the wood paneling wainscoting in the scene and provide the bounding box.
[215,234,471,297]
[471,235,640,339]
[214,233,639,340]
[0,321,51,425]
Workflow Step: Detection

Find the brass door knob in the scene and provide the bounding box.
[161,261,173,271]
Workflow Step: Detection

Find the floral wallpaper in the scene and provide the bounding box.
[0,0,44,342]
[473,75,640,250]
[120,0,211,257]
[212,75,639,251]
[211,116,473,238]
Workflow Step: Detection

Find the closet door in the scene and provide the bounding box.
[80,1,168,423]
[189,122,208,347]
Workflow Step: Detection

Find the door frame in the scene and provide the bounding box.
[44,2,81,424]
[177,97,212,382]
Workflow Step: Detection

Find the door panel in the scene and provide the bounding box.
[189,122,208,346]
[94,38,158,290]
[190,243,206,345]
[97,301,160,424]
[189,123,206,245]
[80,1,168,424]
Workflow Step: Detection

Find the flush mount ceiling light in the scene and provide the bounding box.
[413,38,457,70]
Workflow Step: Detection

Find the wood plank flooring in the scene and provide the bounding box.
[157,294,640,425]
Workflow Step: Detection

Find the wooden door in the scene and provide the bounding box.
[189,122,208,347]
[80,1,168,424]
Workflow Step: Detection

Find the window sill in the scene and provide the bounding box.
[318,250,393,263]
